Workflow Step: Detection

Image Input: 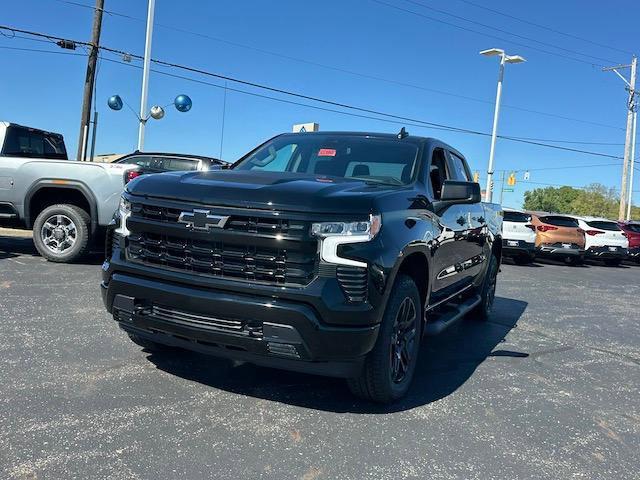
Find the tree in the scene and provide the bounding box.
[523,186,581,213]
[523,183,640,220]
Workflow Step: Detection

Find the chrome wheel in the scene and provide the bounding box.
[40,214,77,254]
[390,297,417,384]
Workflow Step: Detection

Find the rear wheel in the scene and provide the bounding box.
[513,254,533,265]
[564,256,583,266]
[347,274,421,403]
[32,204,90,263]
[473,254,498,321]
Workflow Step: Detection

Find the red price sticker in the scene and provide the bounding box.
[318,148,337,157]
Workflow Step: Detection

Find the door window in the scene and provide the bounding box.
[429,149,449,199]
[448,152,471,181]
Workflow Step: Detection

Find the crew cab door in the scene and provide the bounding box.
[428,147,486,297]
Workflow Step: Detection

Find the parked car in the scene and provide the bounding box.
[0,121,139,262]
[571,216,629,266]
[101,131,503,403]
[502,208,536,264]
[618,221,640,263]
[529,213,586,265]
[115,151,227,182]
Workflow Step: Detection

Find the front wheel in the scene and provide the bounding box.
[347,274,422,403]
[32,204,90,263]
[604,258,622,267]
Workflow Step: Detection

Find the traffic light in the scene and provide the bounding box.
[507,172,516,186]
[473,171,480,183]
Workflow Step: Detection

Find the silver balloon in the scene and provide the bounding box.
[149,105,165,120]
[107,95,123,111]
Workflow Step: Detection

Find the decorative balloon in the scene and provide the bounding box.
[149,105,165,120]
[107,95,123,111]
[174,94,192,112]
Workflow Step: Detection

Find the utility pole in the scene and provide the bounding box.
[137,0,156,151]
[626,105,637,220]
[603,56,637,221]
[76,0,104,161]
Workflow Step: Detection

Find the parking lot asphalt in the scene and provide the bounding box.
[0,233,639,480]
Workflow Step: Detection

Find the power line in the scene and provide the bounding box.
[398,0,620,64]
[369,0,608,67]
[0,45,84,56]
[453,0,633,56]
[45,0,625,132]
[0,24,625,161]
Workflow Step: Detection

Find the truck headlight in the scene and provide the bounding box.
[311,214,381,268]
[115,196,131,237]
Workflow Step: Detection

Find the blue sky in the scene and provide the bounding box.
[1,0,638,207]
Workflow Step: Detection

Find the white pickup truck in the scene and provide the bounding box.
[0,122,138,262]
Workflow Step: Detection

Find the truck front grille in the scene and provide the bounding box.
[126,202,317,287]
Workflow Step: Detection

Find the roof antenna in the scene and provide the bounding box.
[397,127,409,139]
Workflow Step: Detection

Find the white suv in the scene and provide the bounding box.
[571,216,629,266]
[502,208,537,264]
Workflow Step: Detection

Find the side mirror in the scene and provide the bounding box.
[433,180,481,213]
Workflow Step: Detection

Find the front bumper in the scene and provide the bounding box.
[101,270,380,378]
[585,245,628,259]
[502,239,535,257]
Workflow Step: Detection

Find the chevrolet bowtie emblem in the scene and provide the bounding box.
[178,209,229,231]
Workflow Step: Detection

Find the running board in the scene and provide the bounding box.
[423,294,482,336]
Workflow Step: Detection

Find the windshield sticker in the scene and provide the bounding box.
[318,148,337,157]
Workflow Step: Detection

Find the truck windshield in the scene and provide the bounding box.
[233,134,419,186]
[2,125,68,160]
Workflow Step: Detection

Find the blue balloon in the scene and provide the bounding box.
[174,94,192,112]
[107,95,123,111]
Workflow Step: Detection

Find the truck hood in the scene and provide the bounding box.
[126,170,400,214]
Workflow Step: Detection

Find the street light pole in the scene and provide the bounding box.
[485,54,505,203]
[137,0,155,151]
[480,48,525,203]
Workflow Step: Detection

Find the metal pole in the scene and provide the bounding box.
[499,170,506,205]
[137,0,155,151]
[627,108,637,220]
[485,54,505,203]
[619,56,636,221]
[76,0,104,161]
[89,111,98,163]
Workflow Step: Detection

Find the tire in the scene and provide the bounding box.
[604,259,622,267]
[513,254,533,265]
[347,274,422,403]
[473,254,498,321]
[32,204,91,263]
[127,333,175,353]
[564,256,583,266]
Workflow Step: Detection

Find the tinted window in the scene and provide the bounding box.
[120,155,153,168]
[168,158,199,171]
[504,211,531,223]
[626,224,640,233]
[234,135,418,186]
[429,149,449,199]
[448,152,470,181]
[539,216,579,227]
[586,221,621,231]
[2,126,67,159]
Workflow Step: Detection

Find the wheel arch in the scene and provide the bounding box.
[25,180,98,233]
[385,245,432,321]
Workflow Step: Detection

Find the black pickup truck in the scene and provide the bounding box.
[101,131,503,403]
